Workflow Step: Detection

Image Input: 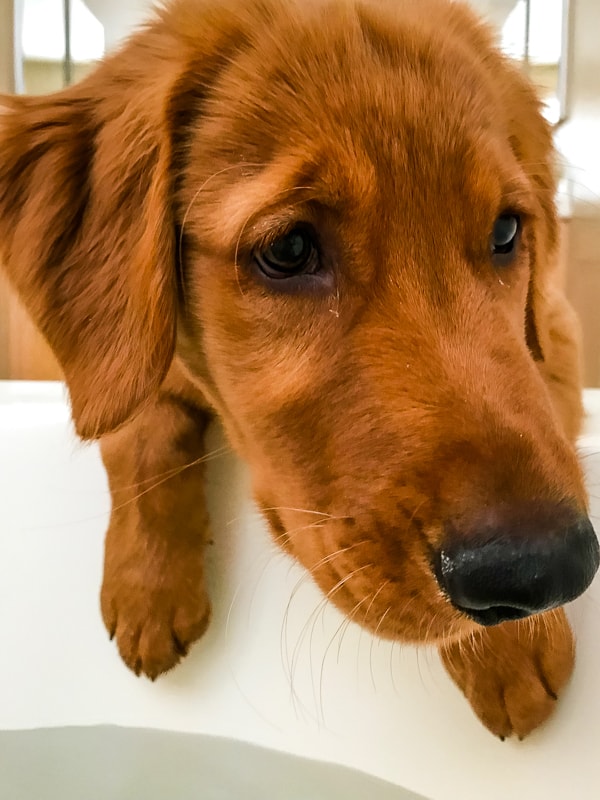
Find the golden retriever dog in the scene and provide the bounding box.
[1,0,598,739]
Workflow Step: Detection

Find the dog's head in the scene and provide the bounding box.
[1,0,598,643]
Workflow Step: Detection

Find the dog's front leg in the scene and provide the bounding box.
[99,391,213,679]
[438,610,575,739]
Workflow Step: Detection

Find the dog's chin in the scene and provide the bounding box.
[331,584,481,646]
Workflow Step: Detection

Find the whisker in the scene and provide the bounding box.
[389,639,401,697]
[369,606,392,691]
[288,563,372,721]
[225,546,280,639]
[179,162,268,257]
[283,548,368,676]
[279,541,367,718]
[179,161,271,308]
[578,449,600,461]
[356,579,390,683]
[109,447,230,514]
[110,445,230,494]
[258,506,343,519]
[318,594,370,723]
[20,444,231,532]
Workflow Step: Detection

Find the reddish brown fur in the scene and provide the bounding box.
[0,0,590,737]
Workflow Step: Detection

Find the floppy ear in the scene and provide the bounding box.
[498,66,584,437]
[0,28,188,439]
[443,1,558,364]
[506,93,559,365]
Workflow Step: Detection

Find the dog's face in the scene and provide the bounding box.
[0,0,597,645]
[172,0,595,640]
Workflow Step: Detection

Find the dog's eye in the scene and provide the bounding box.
[491,214,520,262]
[254,226,319,279]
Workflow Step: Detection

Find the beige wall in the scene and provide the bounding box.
[23,60,94,96]
[559,0,600,386]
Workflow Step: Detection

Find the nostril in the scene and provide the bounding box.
[435,507,600,626]
[455,605,531,626]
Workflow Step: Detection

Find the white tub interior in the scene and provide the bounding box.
[1,382,600,800]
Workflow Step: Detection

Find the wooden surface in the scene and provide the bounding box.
[2,280,62,380]
[0,274,9,379]
[0,0,16,378]
[564,216,600,388]
[0,273,61,380]
[0,0,61,381]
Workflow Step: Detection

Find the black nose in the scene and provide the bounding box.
[435,504,600,626]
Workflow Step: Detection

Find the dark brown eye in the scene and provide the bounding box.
[491,214,520,263]
[254,226,319,279]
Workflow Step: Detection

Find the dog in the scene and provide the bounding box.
[1,0,598,739]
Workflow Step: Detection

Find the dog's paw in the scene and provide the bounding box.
[439,609,575,739]
[101,570,211,680]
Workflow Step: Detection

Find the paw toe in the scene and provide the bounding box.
[102,589,212,679]
[441,610,575,738]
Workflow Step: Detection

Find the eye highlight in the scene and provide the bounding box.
[491,214,520,264]
[254,225,319,279]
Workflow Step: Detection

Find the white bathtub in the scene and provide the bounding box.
[1,381,600,800]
